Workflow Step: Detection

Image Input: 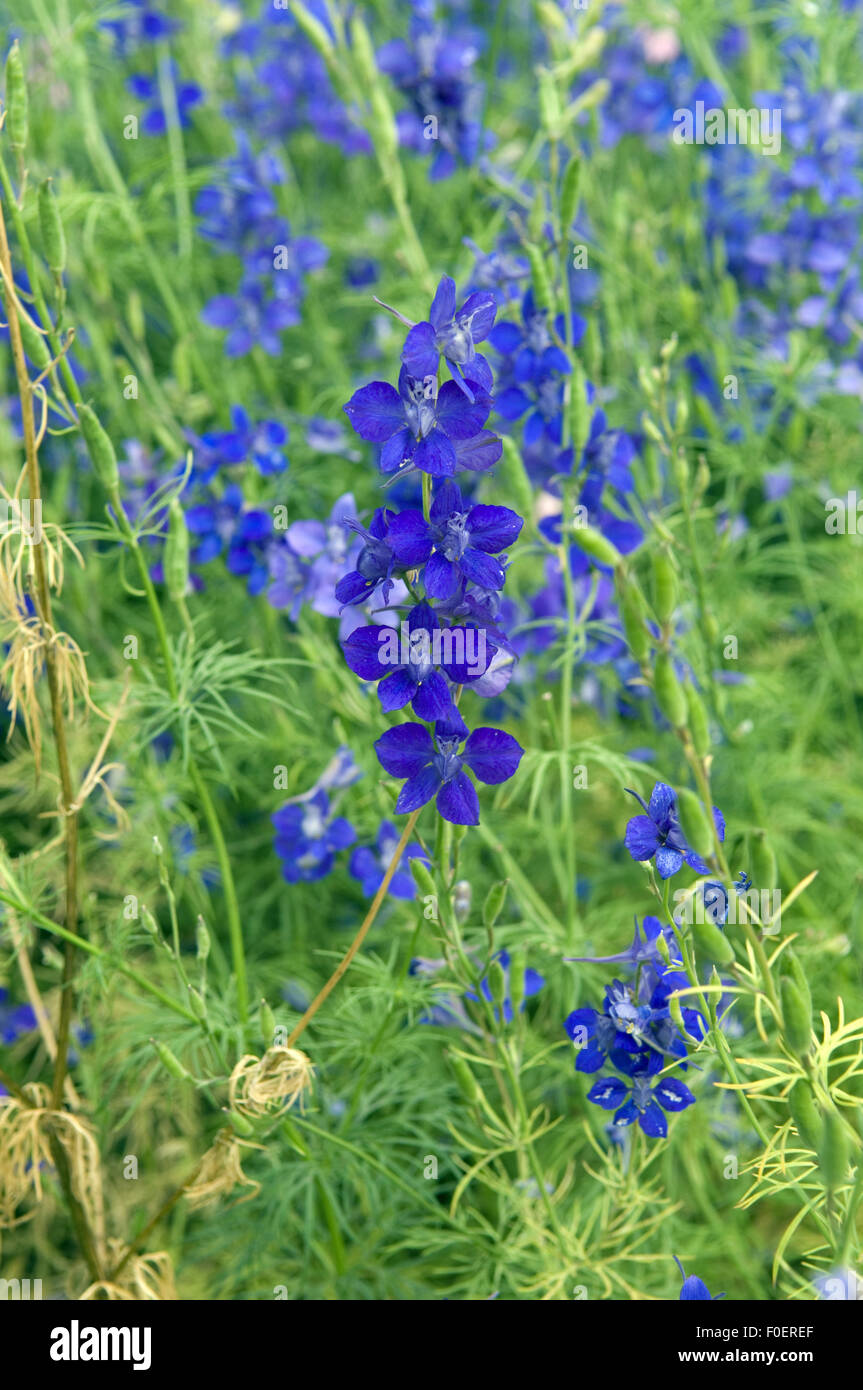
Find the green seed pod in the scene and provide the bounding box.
[818,1109,849,1192]
[448,1053,481,1105]
[652,547,678,625]
[572,524,622,569]
[288,1,335,62]
[617,574,651,664]
[498,435,535,526]
[78,402,119,494]
[164,497,190,602]
[259,998,276,1045]
[691,916,736,967]
[525,243,553,313]
[560,157,581,233]
[750,829,778,890]
[195,917,210,963]
[151,1038,191,1081]
[410,858,436,899]
[349,15,378,89]
[568,360,590,458]
[780,976,812,1060]
[653,650,687,729]
[38,180,66,276]
[369,85,398,163]
[642,414,665,447]
[685,683,711,758]
[5,40,29,153]
[677,788,715,862]
[486,959,508,1010]
[483,879,508,930]
[18,312,52,371]
[508,949,527,1016]
[538,69,562,138]
[187,986,207,1022]
[788,1080,821,1151]
[228,1109,255,1137]
[140,906,160,939]
[786,951,811,1018]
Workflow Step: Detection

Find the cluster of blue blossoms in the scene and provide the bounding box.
[563,780,729,1140]
[340,274,526,826]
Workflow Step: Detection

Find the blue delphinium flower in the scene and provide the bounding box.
[675,1256,725,1300]
[588,1052,696,1138]
[401,275,497,399]
[101,1,178,51]
[0,988,37,1044]
[126,67,203,136]
[272,790,357,884]
[386,479,523,599]
[374,709,523,826]
[344,367,494,478]
[624,782,725,879]
[349,821,430,900]
[411,949,544,1029]
[342,600,492,720]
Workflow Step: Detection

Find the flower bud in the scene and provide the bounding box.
[498,435,536,527]
[259,998,277,1046]
[195,917,210,962]
[538,69,562,139]
[653,651,687,729]
[453,879,472,923]
[227,1109,255,1137]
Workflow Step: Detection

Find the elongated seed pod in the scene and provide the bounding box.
[780,976,812,1059]
[498,436,535,526]
[38,179,66,276]
[653,650,687,729]
[525,243,553,313]
[617,575,651,664]
[652,547,678,625]
[448,1053,481,1105]
[78,402,119,493]
[483,880,508,930]
[151,1038,191,1081]
[686,683,711,757]
[259,999,276,1045]
[750,829,778,890]
[691,916,735,967]
[18,313,52,371]
[486,960,508,1010]
[818,1109,849,1192]
[508,949,527,1015]
[164,498,190,602]
[788,1080,821,1151]
[677,788,714,861]
[560,157,582,233]
[5,41,28,153]
[572,524,621,569]
[410,858,436,899]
